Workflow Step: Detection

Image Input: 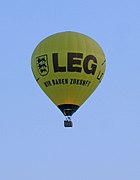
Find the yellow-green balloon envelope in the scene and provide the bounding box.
[31,31,106,125]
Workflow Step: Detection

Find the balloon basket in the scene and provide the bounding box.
[64,116,73,127]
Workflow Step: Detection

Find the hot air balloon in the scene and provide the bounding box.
[31,31,106,127]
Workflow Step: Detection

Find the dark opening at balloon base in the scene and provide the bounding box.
[58,104,79,116]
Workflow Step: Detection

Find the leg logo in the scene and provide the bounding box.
[36,54,49,76]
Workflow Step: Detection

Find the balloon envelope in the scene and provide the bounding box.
[31,31,106,116]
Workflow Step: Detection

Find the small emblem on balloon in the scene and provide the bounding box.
[36,54,49,76]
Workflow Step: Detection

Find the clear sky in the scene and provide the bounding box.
[0,0,140,179]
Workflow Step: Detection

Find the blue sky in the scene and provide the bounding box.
[0,0,140,179]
